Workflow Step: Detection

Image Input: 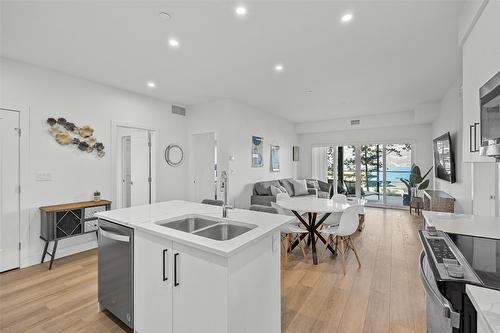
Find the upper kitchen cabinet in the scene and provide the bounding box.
[462,1,500,163]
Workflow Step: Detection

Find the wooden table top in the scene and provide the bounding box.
[39,200,111,212]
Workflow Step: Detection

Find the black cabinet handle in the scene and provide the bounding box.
[162,249,168,281]
[470,124,475,153]
[174,253,180,286]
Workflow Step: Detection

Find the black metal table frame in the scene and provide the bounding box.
[290,211,336,265]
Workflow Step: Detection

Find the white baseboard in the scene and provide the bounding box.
[21,240,98,268]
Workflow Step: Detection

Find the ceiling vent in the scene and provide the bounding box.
[351,119,360,126]
[172,105,186,116]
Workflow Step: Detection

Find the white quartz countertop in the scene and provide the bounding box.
[466,285,500,333]
[95,200,294,257]
[422,211,500,240]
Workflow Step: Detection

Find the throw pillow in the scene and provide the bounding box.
[255,182,271,195]
[306,179,320,189]
[278,185,288,194]
[291,179,309,196]
[269,185,283,196]
[279,179,295,196]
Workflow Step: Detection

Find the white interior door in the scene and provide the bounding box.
[193,132,216,203]
[130,129,151,207]
[0,110,20,272]
[473,163,497,216]
[117,127,152,208]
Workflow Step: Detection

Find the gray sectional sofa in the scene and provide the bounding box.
[250,178,332,206]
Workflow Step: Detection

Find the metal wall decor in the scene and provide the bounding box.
[293,146,300,161]
[46,117,105,157]
[165,144,184,167]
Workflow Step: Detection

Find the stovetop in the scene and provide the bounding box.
[448,233,500,291]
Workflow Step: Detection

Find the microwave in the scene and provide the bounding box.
[479,70,500,160]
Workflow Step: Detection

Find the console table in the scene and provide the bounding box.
[423,190,455,213]
[39,200,111,269]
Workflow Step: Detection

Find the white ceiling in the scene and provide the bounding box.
[1,1,462,123]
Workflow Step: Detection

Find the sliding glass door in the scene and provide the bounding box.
[314,142,412,208]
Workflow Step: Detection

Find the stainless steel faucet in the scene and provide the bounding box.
[220,171,232,217]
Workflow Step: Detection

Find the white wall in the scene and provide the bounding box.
[187,100,298,209]
[432,80,473,213]
[0,58,188,267]
[297,124,433,182]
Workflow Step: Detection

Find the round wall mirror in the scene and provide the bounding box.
[165,144,184,167]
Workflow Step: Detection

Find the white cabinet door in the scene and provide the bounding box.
[172,243,227,333]
[135,232,173,333]
[472,163,497,216]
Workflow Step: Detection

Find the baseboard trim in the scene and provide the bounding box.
[21,240,98,268]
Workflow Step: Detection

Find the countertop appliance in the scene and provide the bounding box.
[98,219,134,329]
[479,69,500,160]
[418,228,500,333]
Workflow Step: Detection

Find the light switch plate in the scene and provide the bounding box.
[35,172,52,181]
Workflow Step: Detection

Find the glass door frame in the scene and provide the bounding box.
[312,139,415,208]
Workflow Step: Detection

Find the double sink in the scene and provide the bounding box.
[156,215,256,241]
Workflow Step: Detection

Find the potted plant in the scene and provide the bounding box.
[93,191,101,201]
[400,164,433,206]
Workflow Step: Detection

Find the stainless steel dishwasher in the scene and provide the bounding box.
[98,219,134,329]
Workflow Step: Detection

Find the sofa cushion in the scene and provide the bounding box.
[254,180,281,195]
[290,179,309,196]
[279,179,295,196]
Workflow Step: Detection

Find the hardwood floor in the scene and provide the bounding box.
[0,208,425,333]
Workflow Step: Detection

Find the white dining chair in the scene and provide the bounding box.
[272,193,308,266]
[321,193,348,227]
[320,205,362,274]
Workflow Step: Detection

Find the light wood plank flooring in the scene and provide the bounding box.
[0,208,425,333]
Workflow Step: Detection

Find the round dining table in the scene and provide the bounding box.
[276,196,364,265]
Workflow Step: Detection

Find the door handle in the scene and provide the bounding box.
[162,249,168,281]
[98,227,130,242]
[418,252,460,328]
[174,253,180,286]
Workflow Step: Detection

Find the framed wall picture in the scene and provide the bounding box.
[251,136,264,167]
[293,146,299,161]
[270,145,280,172]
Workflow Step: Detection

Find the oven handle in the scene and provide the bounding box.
[419,251,460,329]
[99,227,130,243]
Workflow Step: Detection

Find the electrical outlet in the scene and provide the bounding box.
[35,172,53,181]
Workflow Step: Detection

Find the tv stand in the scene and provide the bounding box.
[423,190,455,213]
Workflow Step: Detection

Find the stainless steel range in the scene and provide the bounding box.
[418,227,500,333]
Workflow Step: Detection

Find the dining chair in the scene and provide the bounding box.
[320,205,362,274]
[270,193,308,266]
[321,193,348,227]
[201,199,224,206]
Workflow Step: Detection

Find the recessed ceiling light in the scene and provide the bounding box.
[168,38,180,48]
[274,64,284,72]
[159,12,171,20]
[235,6,247,16]
[147,81,156,88]
[341,13,353,23]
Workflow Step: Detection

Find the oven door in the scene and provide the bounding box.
[419,251,461,333]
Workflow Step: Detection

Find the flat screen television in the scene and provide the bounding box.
[433,132,456,183]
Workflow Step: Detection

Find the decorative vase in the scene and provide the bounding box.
[94,195,100,201]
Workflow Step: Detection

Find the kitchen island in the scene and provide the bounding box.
[96,200,293,333]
